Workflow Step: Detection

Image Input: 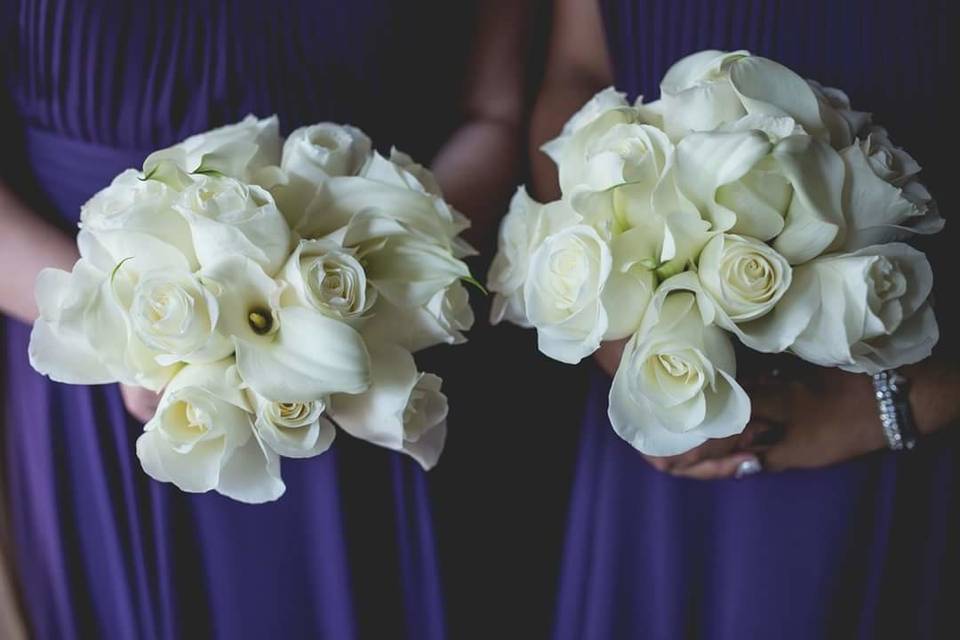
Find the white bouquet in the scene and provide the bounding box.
[29,116,477,502]
[489,50,943,456]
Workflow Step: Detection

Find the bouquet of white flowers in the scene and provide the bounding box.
[29,116,477,502]
[489,50,943,456]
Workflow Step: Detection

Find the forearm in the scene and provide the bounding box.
[529,0,613,202]
[429,0,533,249]
[904,355,960,436]
[0,181,78,323]
[431,117,523,247]
[529,73,609,202]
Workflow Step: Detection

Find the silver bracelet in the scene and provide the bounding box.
[871,369,918,451]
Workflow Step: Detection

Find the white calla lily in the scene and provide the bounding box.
[339,210,471,309]
[142,115,282,184]
[298,172,467,252]
[202,256,371,402]
[329,343,448,469]
[29,262,125,385]
[28,229,197,390]
[676,129,846,264]
[659,50,832,141]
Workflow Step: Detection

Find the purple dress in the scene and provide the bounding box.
[0,1,473,638]
[555,1,960,638]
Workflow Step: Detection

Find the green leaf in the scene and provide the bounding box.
[654,258,690,282]
[110,256,135,284]
[192,167,225,178]
[461,275,488,296]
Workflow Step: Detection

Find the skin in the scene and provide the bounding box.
[1,0,534,424]
[532,0,960,479]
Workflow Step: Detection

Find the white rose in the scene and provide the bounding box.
[175,175,291,276]
[280,238,376,322]
[201,256,370,401]
[275,123,373,226]
[487,188,579,326]
[80,169,197,267]
[677,128,846,264]
[541,87,630,163]
[806,80,872,148]
[29,228,194,390]
[525,219,612,364]
[558,107,674,198]
[840,127,943,249]
[329,344,448,470]
[362,281,474,353]
[698,233,792,324]
[659,50,832,143]
[136,360,285,504]
[608,273,750,456]
[419,282,474,346]
[746,243,937,373]
[249,392,335,459]
[129,269,233,365]
[339,210,471,309]
[142,115,282,184]
[282,123,371,182]
[857,127,919,186]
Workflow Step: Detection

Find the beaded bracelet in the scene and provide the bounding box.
[871,369,918,451]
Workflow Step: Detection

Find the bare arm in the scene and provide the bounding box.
[0,181,78,323]
[431,0,535,246]
[529,0,613,202]
[895,359,959,436]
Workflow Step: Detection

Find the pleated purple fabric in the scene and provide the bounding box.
[0,1,473,638]
[554,1,960,638]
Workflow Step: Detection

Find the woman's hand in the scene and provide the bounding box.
[597,340,890,478]
[741,368,887,471]
[120,385,161,423]
[671,368,888,479]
